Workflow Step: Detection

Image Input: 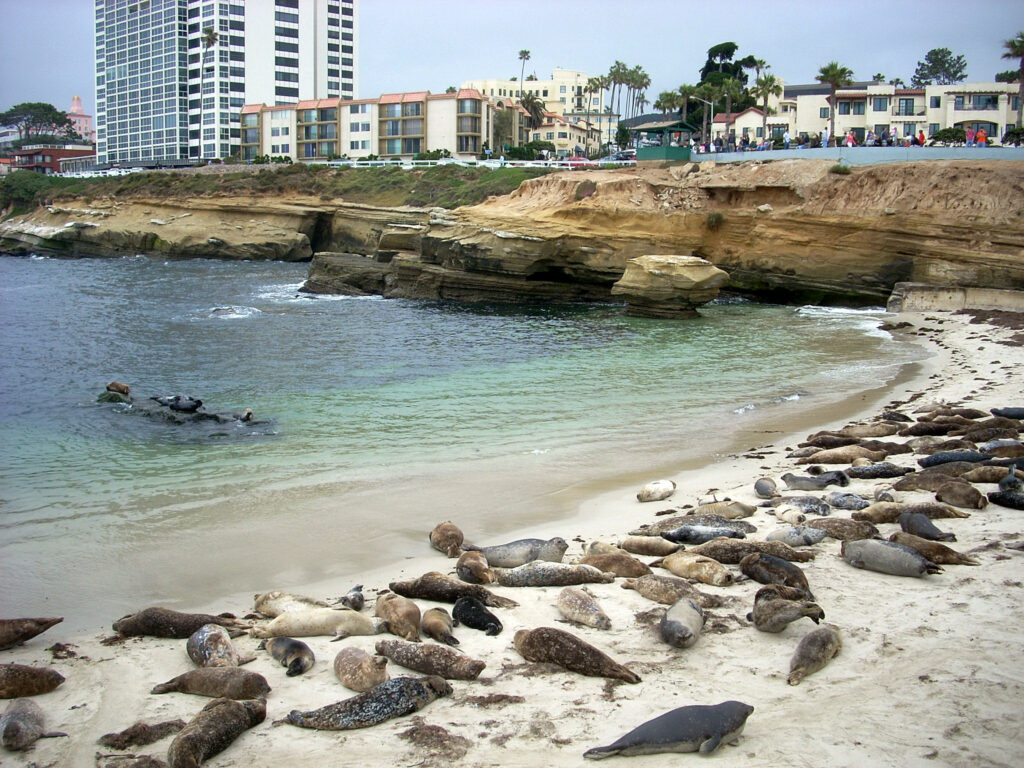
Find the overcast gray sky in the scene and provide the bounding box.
[1,0,1020,117]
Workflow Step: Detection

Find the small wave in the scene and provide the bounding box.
[254,283,382,304]
[202,305,263,320]
[771,391,810,403]
[28,254,50,260]
[525,448,550,455]
[733,403,756,414]
[796,305,886,317]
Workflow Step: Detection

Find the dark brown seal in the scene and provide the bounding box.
[389,571,518,608]
[804,518,878,541]
[513,627,640,684]
[375,592,421,643]
[0,664,65,698]
[887,532,980,566]
[0,618,63,651]
[113,607,246,639]
[935,481,988,509]
[420,607,459,646]
[151,668,271,699]
[456,550,492,584]
[685,538,815,564]
[579,553,652,578]
[375,639,485,680]
[166,697,265,768]
[739,553,813,597]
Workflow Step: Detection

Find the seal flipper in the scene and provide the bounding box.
[41,731,68,739]
[699,733,722,754]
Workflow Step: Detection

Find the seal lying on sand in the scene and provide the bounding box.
[514,627,640,683]
[0,699,67,751]
[637,480,676,502]
[452,597,502,636]
[429,521,464,558]
[421,608,459,646]
[257,637,315,676]
[281,677,451,730]
[333,648,389,692]
[583,701,754,758]
[250,608,381,639]
[375,639,485,680]
[253,591,330,618]
[151,668,271,699]
[389,572,518,608]
[0,664,65,698]
[461,537,568,568]
[375,593,421,643]
[887,533,979,566]
[739,553,813,597]
[166,698,265,768]
[187,624,254,667]
[659,598,704,649]
[620,575,726,609]
[493,561,614,587]
[788,625,842,685]
[113,607,247,639]
[557,587,611,630]
[747,587,824,633]
[841,539,942,577]
[0,618,63,652]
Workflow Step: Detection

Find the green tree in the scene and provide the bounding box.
[696,81,722,145]
[995,70,1020,83]
[720,77,743,144]
[493,108,515,150]
[615,122,630,149]
[519,92,546,129]
[701,42,740,83]
[677,84,697,125]
[872,72,886,82]
[654,91,679,114]
[751,73,782,141]
[583,76,603,154]
[200,27,219,158]
[517,50,530,98]
[816,61,854,145]
[911,47,968,86]
[0,102,74,141]
[1003,31,1024,129]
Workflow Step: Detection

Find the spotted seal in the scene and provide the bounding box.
[775,495,831,516]
[281,676,451,730]
[0,618,63,652]
[151,668,271,699]
[579,552,652,578]
[166,697,265,768]
[461,537,568,568]
[824,492,870,511]
[452,596,502,635]
[187,624,254,667]
[988,489,1024,510]
[332,647,389,692]
[899,512,956,542]
[841,539,942,577]
[456,550,492,584]
[429,521,464,558]
[257,636,315,676]
[492,561,614,587]
[765,526,828,548]
[420,607,459,646]
[739,553,813,597]
[747,588,824,633]
[583,701,754,758]
[653,552,734,586]
[918,450,990,468]
[659,598,704,649]
[0,699,66,751]
[773,506,807,525]
[557,587,611,629]
[513,627,640,683]
[887,533,979,566]
[629,515,757,537]
[253,590,330,617]
[795,446,886,465]
[845,462,915,479]
[113,607,247,639]
[637,479,676,502]
[250,608,382,640]
[685,538,815,564]
[788,625,842,685]
[781,471,849,490]
[804,517,878,541]
[620,575,725,609]
[0,664,64,698]
[389,572,518,608]
[661,525,744,545]
[375,592,421,643]
[375,639,485,680]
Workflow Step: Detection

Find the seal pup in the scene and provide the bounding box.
[773,506,807,525]
[452,596,502,635]
[333,648,389,692]
[0,618,63,652]
[747,588,824,633]
[253,590,329,618]
[805,517,878,541]
[456,551,492,584]
[257,637,315,676]
[637,479,676,502]
[461,537,568,568]
[620,575,725,609]
[375,639,484,680]
[389,572,518,609]
[739,553,813,597]
[841,539,942,577]
[113,607,246,639]
[788,625,842,685]
[152,668,271,700]
[493,561,614,587]
[281,676,451,730]
[557,587,611,629]
[583,701,754,758]
[513,627,640,684]
[250,608,381,639]
[661,525,744,545]
[0,699,66,751]
[338,584,365,612]
[685,538,815,564]
[659,598,704,649]
[579,552,652,578]
[934,482,987,509]
[0,664,64,698]
[899,512,956,542]
[653,552,734,587]
[429,521,464,558]
[765,527,828,548]
[375,592,421,643]
[166,697,265,768]
[754,477,777,499]
[887,533,979,566]
[187,624,254,667]
[421,607,459,646]
[618,535,681,557]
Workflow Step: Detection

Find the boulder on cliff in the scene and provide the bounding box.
[610,254,729,318]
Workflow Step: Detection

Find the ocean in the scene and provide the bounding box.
[0,254,926,630]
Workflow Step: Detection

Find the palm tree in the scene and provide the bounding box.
[519,92,546,130]
[200,27,218,158]
[654,91,679,115]
[720,77,743,146]
[696,82,721,146]
[751,73,782,142]
[632,67,651,119]
[678,84,697,125]
[584,76,603,154]
[608,61,628,120]
[1002,31,1024,129]
[517,50,530,98]
[816,61,854,146]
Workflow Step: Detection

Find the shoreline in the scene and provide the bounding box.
[7,308,1024,768]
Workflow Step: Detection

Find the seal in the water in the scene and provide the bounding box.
[0,618,63,652]
[659,598,704,649]
[739,553,813,597]
[513,627,640,683]
[661,524,744,544]
[429,521,464,558]
[0,698,66,751]
[257,637,315,676]
[637,479,676,502]
[187,624,254,667]
[788,625,842,685]
[747,588,824,633]
[389,572,519,608]
[151,668,272,699]
[579,552,652,578]
[333,648,389,692]
[166,697,265,768]
[583,700,754,758]
[375,592,421,643]
[493,561,614,587]
[420,607,459,646]
[887,533,979,566]
[620,575,725,609]
[113,607,246,639]
[456,550,492,584]
[765,527,828,548]
[338,584,365,612]
[557,587,611,629]
[452,596,502,636]
[253,590,329,617]
[152,394,204,413]
[654,552,734,586]
[841,539,942,577]
[899,512,956,542]
[0,664,65,698]
[805,517,879,541]
[461,537,568,568]
[281,676,451,730]
[618,535,681,557]
[250,608,381,639]
[685,538,815,564]
[375,639,485,680]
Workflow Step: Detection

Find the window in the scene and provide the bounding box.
[819,107,830,118]
[838,102,850,115]
[384,137,401,154]
[545,132,554,140]
[319,108,337,121]
[275,86,298,98]
[929,96,941,109]
[402,138,420,153]
[559,86,566,93]
[557,131,567,139]
[276,56,298,67]
[275,41,298,53]
[275,12,298,23]
[384,119,402,136]
[897,98,915,116]
[383,103,401,117]
[275,26,298,37]
[873,97,888,112]
[457,99,480,114]
[402,102,422,116]
[903,123,915,137]
[853,101,865,115]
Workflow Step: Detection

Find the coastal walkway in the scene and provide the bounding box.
[690,146,1024,166]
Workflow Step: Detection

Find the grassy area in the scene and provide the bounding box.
[0,164,551,214]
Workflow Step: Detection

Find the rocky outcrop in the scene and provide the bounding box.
[610,255,729,317]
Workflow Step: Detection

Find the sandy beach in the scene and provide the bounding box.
[4,308,1024,768]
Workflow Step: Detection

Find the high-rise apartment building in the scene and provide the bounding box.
[94,0,357,165]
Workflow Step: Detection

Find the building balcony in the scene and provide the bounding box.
[954,104,999,111]
[892,107,925,117]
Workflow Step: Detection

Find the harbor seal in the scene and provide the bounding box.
[0,618,63,652]
[513,627,640,684]
[456,550,492,584]
[187,624,254,667]
[0,664,65,698]
[753,477,777,499]
[685,538,815,564]
[795,446,886,465]
[151,668,271,699]
[620,575,726,609]
[661,524,744,545]
[584,541,625,557]
[452,597,502,636]
[659,598,704,649]
[166,697,265,768]
[250,608,381,639]
[918,450,989,468]
[841,539,942,577]
[375,639,485,680]
[653,552,734,587]
[0,699,66,751]
[429,521,464,558]
[988,489,1024,510]
[934,481,988,509]
[618,535,681,557]
[747,590,824,633]
[461,537,568,568]
[253,590,329,617]
[420,607,459,646]
[338,584,365,612]
[997,466,1024,491]
[113,607,247,639]
[887,533,979,566]
[493,561,615,587]
[282,676,451,730]
[375,592,421,643]
[389,572,518,608]
[739,553,813,597]
[765,526,828,548]
[583,701,754,758]
[106,381,131,396]
[333,648,389,692]
[777,495,831,516]
[773,506,807,525]
[899,512,956,542]
[845,462,915,479]
[629,515,757,537]
[824,492,870,511]
[691,500,756,519]
[990,406,1024,419]
[805,517,878,541]
[637,479,676,502]
[257,637,315,676]
[781,471,849,490]
[557,587,611,630]
[579,552,652,578]
[788,625,842,685]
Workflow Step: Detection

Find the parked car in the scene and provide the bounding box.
[564,156,597,169]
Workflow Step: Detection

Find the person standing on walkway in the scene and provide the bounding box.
[783,129,791,149]
[975,127,987,146]
[821,126,830,147]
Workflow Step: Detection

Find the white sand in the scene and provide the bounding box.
[5,309,1024,768]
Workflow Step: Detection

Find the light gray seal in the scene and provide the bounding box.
[659,598,704,649]
[257,636,315,676]
[765,526,828,547]
[253,590,329,617]
[788,625,842,685]
[461,537,568,568]
[375,639,485,680]
[0,618,63,652]
[557,587,611,629]
[0,699,67,751]
[492,561,614,587]
[338,584,365,612]
[166,697,265,768]
[753,477,777,499]
[513,627,640,683]
[187,624,254,667]
[151,667,272,699]
[583,700,754,758]
[841,539,942,577]
[0,664,65,698]
[281,676,451,730]
[777,496,832,516]
[824,491,870,511]
[781,471,849,490]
